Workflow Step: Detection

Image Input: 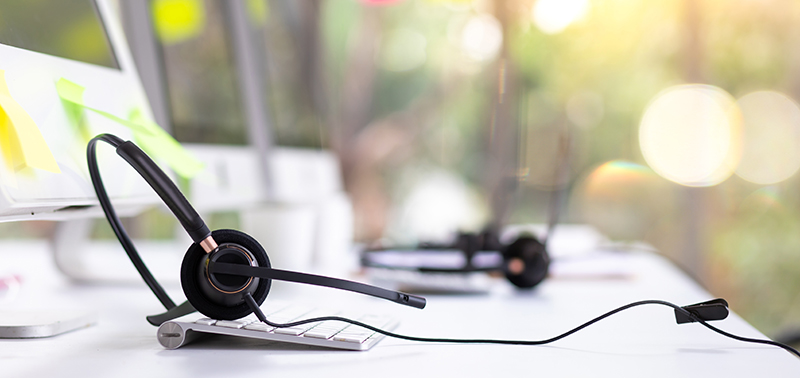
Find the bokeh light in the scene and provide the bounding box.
[152,0,206,45]
[389,169,486,243]
[735,91,800,185]
[574,160,673,240]
[532,0,590,35]
[639,84,742,187]
[460,13,503,62]
[738,186,785,218]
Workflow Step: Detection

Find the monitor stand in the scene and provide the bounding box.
[51,218,185,284]
[0,309,97,338]
[0,221,106,338]
[0,218,184,337]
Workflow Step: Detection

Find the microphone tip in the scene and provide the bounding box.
[405,294,426,309]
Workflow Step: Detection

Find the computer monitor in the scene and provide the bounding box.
[0,0,171,336]
[43,0,276,283]
[0,0,159,221]
[122,0,353,274]
[121,0,272,212]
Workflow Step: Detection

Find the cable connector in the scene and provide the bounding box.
[675,298,729,324]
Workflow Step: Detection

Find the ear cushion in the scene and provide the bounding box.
[502,236,550,289]
[181,229,271,320]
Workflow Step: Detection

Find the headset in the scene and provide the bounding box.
[87,134,425,325]
[362,228,550,289]
[361,131,571,290]
[86,134,800,358]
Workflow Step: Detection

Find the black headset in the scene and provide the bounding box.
[87,134,425,325]
[361,132,570,290]
[86,134,800,358]
[362,228,551,289]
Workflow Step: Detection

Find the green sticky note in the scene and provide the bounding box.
[56,78,153,136]
[56,77,204,178]
[55,77,85,104]
[55,76,92,142]
[130,109,204,178]
[0,70,61,176]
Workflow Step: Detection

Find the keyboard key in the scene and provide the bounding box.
[274,326,309,336]
[243,322,274,332]
[332,315,395,343]
[304,325,347,339]
[271,309,337,335]
[333,331,372,344]
[302,315,349,337]
[267,306,314,324]
[194,318,217,326]
[215,319,252,329]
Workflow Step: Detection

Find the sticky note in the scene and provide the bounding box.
[130,109,204,179]
[56,78,204,179]
[56,78,152,136]
[56,76,92,143]
[0,123,17,187]
[0,70,61,176]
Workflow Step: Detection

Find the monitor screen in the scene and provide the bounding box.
[153,0,248,145]
[0,0,119,69]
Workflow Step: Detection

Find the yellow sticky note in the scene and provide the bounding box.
[0,70,61,174]
[55,77,203,179]
[0,122,17,188]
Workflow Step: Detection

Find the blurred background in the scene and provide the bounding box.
[3,0,800,341]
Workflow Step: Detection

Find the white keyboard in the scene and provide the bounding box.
[156,303,398,351]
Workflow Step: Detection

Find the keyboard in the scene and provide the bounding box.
[156,303,398,351]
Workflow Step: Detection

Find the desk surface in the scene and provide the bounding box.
[0,239,797,377]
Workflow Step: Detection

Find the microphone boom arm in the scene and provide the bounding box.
[209,262,426,309]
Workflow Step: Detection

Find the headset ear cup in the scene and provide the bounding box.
[181,229,271,320]
[502,236,550,289]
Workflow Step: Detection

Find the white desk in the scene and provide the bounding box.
[0,239,797,377]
